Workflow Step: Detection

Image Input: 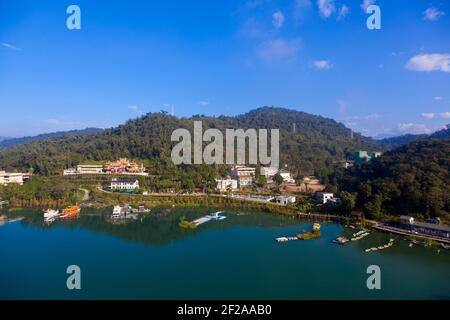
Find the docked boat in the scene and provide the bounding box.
[441,244,450,250]
[333,237,350,245]
[61,205,80,218]
[112,205,122,219]
[207,211,226,220]
[43,209,60,219]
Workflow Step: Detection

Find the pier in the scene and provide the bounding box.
[191,212,226,226]
[373,224,450,245]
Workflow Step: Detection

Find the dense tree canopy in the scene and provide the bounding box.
[0,107,379,177]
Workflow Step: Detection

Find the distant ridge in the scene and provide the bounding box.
[0,128,104,150]
[378,124,450,150]
[0,107,379,175]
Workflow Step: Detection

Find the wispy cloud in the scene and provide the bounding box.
[198,101,209,107]
[433,96,442,101]
[338,99,347,113]
[441,112,450,119]
[128,105,144,114]
[1,42,21,50]
[45,118,82,126]
[256,38,301,62]
[361,0,376,11]
[272,11,285,29]
[337,5,349,21]
[421,113,435,120]
[365,113,381,120]
[423,7,445,22]
[317,0,335,19]
[294,0,312,22]
[397,123,432,134]
[313,59,332,70]
[406,54,450,73]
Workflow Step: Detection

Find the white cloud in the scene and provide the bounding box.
[256,38,300,62]
[433,96,442,101]
[313,59,332,70]
[423,7,445,21]
[45,118,82,126]
[361,0,376,11]
[421,113,435,119]
[317,0,335,19]
[294,0,312,22]
[397,123,432,134]
[338,99,347,113]
[128,105,143,114]
[337,5,349,21]
[1,42,21,50]
[365,113,381,120]
[198,101,209,107]
[441,112,450,119]
[406,54,450,73]
[345,122,357,127]
[272,11,285,29]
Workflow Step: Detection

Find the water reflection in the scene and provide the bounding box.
[4,207,303,246]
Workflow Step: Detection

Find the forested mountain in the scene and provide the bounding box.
[0,107,379,176]
[378,124,450,150]
[0,128,103,150]
[331,138,450,218]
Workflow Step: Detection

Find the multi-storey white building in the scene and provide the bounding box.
[260,166,279,179]
[216,179,238,191]
[0,171,31,186]
[110,178,140,190]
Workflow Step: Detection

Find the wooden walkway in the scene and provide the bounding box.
[373,224,450,245]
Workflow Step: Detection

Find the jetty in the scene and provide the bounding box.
[275,223,321,242]
[351,230,370,241]
[365,239,395,253]
[179,212,226,228]
[373,224,450,245]
[191,211,226,226]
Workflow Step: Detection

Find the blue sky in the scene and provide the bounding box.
[0,0,449,137]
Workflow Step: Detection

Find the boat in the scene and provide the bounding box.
[275,237,289,242]
[207,211,226,220]
[112,205,133,219]
[441,244,450,250]
[61,205,80,218]
[112,206,122,219]
[333,237,350,245]
[43,209,60,219]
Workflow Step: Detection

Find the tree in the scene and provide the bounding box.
[256,175,267,188]
[340,191,356,214]
[274,173,284,185]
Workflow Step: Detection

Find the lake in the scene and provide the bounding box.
[1,207,449,299]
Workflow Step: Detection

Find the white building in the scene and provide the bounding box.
[260,166,279,179]
[216,179,238,191]
[63,168,78,176]
[238,175,253,188]
[315,192,335,204]
[231,165,256,178]
[0,171,31,186]
[110,178,140,190]
[77,165,104,175]
[274,196,296,205]
[279,170,295,183]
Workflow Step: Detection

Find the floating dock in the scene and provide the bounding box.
[192,211,226,226]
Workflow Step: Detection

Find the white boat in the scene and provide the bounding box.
[44,209,60,219]
[112,206,122,219]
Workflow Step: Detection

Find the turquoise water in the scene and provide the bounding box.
[0,207,449,300]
